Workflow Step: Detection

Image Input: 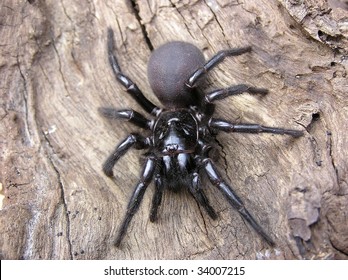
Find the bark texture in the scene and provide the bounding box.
[0,0,347,259]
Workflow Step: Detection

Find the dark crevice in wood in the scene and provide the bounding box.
[130,0,154,51]
[42,132,74,260]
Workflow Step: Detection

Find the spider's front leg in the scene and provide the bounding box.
[115,154,157,247]
[102,133,150,177]
[196,156,275,246]
[99,107,152,130]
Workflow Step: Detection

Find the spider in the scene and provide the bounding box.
[100,28,303,247]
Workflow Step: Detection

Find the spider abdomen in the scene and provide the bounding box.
[147,41,205,108]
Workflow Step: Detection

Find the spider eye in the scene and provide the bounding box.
[158,130,167,139]
[182,126,192,135]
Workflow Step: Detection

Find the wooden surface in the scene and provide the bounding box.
[1,0,347,259]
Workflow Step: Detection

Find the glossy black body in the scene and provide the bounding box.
[153,110,198,155]
[153,109,199,192]
[100,28,303,247]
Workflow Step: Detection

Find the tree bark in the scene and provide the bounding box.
[0,0,347,259]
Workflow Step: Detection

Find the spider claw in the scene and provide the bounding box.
[288,129,304,138]
[114,234,123,247]
[207,209,218,220]
[149,213,158,223]
[102,163,114,177]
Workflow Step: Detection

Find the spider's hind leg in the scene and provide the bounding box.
[186,47,252,88]
[107,28,161,115]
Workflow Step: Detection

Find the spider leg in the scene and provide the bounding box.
[209,118,304,137]
[115,154,157,247]
[189,172,218,220]
[196,156,275,246]
[99,107,152,130]
[149,173,164,222]
[186,47,252,88]
[103,133,150,177]
[107,28,161,115]
[205,84,268,103]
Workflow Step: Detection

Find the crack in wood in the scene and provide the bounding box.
[130,0,154,51]
[42,132,74,259]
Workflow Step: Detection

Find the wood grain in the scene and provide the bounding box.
[0,0,347,259]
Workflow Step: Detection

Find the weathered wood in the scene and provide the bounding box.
[0,0,347,259]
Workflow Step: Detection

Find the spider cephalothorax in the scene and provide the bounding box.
[100,28,303,247]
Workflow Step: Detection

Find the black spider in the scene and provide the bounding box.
[100,28,303,247]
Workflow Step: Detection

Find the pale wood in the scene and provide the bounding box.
[0,0,347,259]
